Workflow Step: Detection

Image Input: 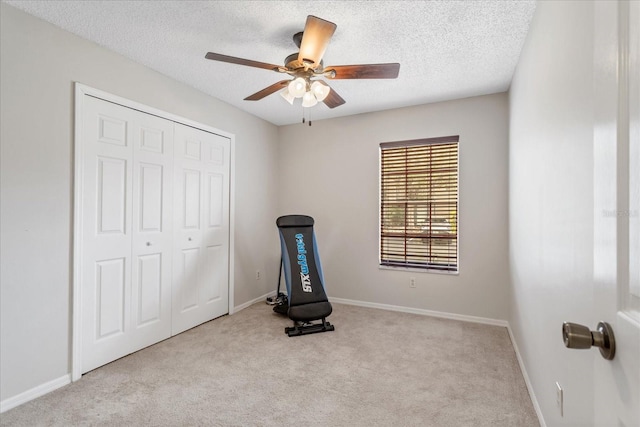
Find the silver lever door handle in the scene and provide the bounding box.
[562,321,615,360]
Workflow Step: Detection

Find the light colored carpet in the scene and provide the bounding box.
[0,303,538,426]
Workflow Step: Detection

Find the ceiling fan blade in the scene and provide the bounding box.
[244,80,289,101]
[298,16,337,68]
[325,63,400,79]
[205,52,282,72]
[323,87,346,109]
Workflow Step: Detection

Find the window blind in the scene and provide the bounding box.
[379,136,459,272]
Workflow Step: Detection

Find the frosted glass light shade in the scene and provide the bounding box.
[280,88,295,105]
[302,91,318,107]
[310,81,330,102]
[288,77,307,98]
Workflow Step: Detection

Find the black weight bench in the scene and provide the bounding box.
[276,215,334,337]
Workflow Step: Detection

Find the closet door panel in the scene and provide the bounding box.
[172,124,230,335]
[81,96,134,373]
[130,109,174,351]
[81,97,174,373]
[202,135,230,312]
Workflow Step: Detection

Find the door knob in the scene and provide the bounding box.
[562,321,615,360]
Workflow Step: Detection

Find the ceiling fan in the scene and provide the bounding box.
[205,15,400,109]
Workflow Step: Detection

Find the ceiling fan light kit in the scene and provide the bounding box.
[205,15,400,111]
[310,81,330,102]
[287,77,307,98]
[301,91,318,108]
[280,77,331,108]
[280,88,295,105]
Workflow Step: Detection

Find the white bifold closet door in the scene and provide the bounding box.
[80,96,174,373]
[79,95,229,374]
[172,123,230,335]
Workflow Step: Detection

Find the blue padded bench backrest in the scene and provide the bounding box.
[277,215,332,321]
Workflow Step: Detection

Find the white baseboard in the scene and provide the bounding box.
[330,297,509,327]
[233,290,277,313]
[0,374,71,414]
[507,325,546,427]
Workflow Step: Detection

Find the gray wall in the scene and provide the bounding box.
[278,93,510,320]
[509,1,598,425]
[0,4,280,402]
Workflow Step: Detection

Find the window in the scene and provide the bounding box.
[379,136,459,272]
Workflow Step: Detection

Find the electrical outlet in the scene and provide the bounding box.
[256,270,261,281]
[409,277,416,288]
[555,382,563,417]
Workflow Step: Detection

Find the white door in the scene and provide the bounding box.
[172,123,230,335]
[130,109,174,351]
[592,1,640,425]
[80,96,173,373]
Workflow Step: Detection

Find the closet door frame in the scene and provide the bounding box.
[72,83,235,381]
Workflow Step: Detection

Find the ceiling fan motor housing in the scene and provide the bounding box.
[284,53,323,72]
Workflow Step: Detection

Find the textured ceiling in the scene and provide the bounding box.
[4,0,536,126]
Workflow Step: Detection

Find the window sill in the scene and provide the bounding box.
[378,264,459,276]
